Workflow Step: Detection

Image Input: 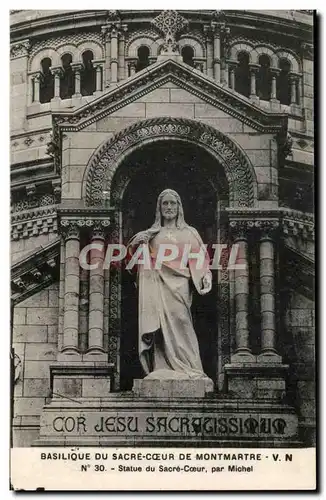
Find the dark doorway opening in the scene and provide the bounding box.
[116,140,227,391]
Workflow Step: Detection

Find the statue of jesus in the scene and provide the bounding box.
[127,189,213,382]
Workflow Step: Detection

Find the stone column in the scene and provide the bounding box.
[50,66,63,100]
[249,64,260,104]
[61,223,80,355]
[87,225,106,357]
[290,74,298,105]
[93,61,103,95]
[204,25,213,78]
[32,72,42,103]
[270,68,280,111]
[229,64,236,90]
[230,221,255,362]
[71,63,83,97]
[258,222,281,363]
[128,59,137,77]
[118,25,128,81]
[212,25,221,83]
[101,26,111,88]
[110,28,119,84]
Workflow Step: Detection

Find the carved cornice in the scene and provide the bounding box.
[11,238,60,305]
[281,208,314,240]
[11,205,58,241]
[10,39,30,59]
[58,206,113,237]
[226,207,314,241]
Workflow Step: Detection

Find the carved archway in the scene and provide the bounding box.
[84,118,257,208]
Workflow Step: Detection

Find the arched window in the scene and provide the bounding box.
[81,50,96,96]
[60,53,74,100]
[136,46,150,72]
[277,58,291,105]
[257,55,272,101]
[40,57,54,103]
[181,46,194,67]
[235,51,250,98]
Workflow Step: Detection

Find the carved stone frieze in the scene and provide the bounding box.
[10,39,30,59]
[11,238,60,305]
[281,208,314,240]
[11,206,58,241]
[85,117,256,208]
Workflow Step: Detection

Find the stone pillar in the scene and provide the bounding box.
[128,59,137,77]
[258,223,281,363]
[290,74,298,105]
[87,226,106,356]
[110,28,119,84]
[50,66,63,100]
[204,25,213,78]
[61,224,80,355]
[230,221,255,362]
[57,237,65,352]
[101,26,111,88]
[32,72,42,103]
[118,25,128,81]
[271,71,278,100]
[249,64,260,104]
[270,69,280,111]
[95,64,102,92]
[212,25,221,83]
[229,64,236,90]
[71,63,83,97]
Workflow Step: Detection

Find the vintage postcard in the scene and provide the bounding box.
[10,8,316,491]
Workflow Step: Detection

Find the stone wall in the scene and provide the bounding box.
[12,282,59,446]
[284,290,315,443]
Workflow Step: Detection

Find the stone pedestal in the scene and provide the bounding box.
[35,393,299,447]
[224,363,288,401]
[132,377,214,398]
[51,362,114,399]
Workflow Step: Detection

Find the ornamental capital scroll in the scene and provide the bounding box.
[60,217,111,240]
[152,10,188,56]
[229,220,254,240]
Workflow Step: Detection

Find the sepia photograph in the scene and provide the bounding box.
[9,7,316,490]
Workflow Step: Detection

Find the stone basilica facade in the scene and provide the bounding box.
[10,10,314,447]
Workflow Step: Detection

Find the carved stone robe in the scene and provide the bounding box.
[128,225,211,380]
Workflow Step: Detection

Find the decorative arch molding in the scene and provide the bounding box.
[179,36,205,58]
[84,118,257,208]
[30,48,61,72]
[127,37,160,58]
[56,44,79,63]
[276,50,300,73]
[255,46,278,68]
[76,41,104,60]
[230,43,257,64]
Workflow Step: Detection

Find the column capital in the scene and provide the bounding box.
[249,63,260,73]
[256,220,280,240]
[289,72,301,83]
[71,62,84,73]
[50,66,64,77]
[93,59,104,69]
[30,71,43,82]
[60,220,80,240]
[270,67,281,76]
[229,219,253,240]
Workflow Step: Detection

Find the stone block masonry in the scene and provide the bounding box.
[12,282,59,447]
